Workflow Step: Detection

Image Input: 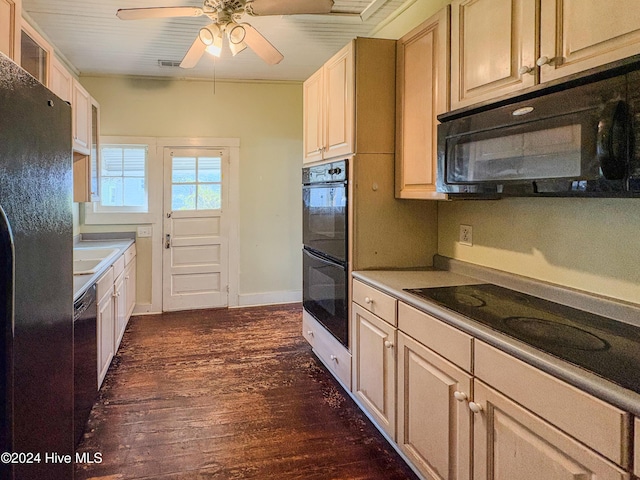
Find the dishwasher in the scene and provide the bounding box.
[73,284,97,447]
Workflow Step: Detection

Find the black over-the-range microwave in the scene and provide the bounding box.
[436,58,640,197]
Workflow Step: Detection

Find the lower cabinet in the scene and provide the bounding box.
[397,332,472,480]
[351,303,397,440]
[473,380,627,480]
[346,279,634,480]
[95,243,137,388]
[96,267,114,387]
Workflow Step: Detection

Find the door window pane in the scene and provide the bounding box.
[171,155,222,211]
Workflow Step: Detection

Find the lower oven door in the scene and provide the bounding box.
[302,247,348,347]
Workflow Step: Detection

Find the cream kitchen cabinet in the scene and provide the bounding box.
[395,7,449,200]
[473,380,628,480]
[351,301,397,440]
[72,78,91,155]
[0,0,21,61]
[302,37,396,164]
[73,94,101,202]
[124,246,137,319]
[20,20,51,86]
[538,0,640,83]
[397,302,473,480]
[450,0,537,109]
[49,55,72,103]
[474,341,631,473]
[96,266,115,388]
[451,0,640,110]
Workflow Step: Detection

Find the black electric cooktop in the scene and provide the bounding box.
[404,284,640,395]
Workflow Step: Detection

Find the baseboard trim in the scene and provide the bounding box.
[236,290,302,307]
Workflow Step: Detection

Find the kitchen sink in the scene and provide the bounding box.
[73,247,120,275]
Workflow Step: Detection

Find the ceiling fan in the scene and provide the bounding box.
[116,0,335,68]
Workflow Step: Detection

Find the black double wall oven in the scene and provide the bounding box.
[302,160,349,347]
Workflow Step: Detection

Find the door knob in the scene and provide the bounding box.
[165,234,171,249]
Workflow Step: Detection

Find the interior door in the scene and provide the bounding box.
[163,147,229,311]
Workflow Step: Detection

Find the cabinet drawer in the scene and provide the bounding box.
[302,310,316,348]
[352,279,397,326]
[303,310,351,389]
[475,341,631,467]
[124,243,136,265]
[96,266,114,303]
[398,302,473,372]
[112,255,125,279]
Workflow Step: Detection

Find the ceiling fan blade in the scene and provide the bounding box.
[116,6,203,20]
[240,23,284,65]
[180,36,207,68]
[247,0,333,16]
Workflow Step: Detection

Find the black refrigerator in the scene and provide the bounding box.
[0,53,74,479]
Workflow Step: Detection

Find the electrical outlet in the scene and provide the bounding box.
[459,225,473,246]
[137,226,152,238]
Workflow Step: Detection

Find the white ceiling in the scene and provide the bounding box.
[22,0,409,81]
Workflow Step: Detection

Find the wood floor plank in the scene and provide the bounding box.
[76,304,418,479]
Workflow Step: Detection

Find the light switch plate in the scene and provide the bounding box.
[137,226,152,238]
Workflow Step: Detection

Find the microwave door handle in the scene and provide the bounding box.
[597,100,629,180]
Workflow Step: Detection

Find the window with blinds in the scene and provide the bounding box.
[97,144,148,213]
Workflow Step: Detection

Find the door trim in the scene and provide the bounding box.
[156,137,240,308]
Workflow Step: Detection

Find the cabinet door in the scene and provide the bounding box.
[303,67,324,164]
[97,293,114,387]
[114,274,126,352]
[90,99,100,201]
[49,56,72,103]
[450,0,536,109]
[539,0,640,82]
[352,303,396,440]
[124,257,136,320]
[20,21,50,86]
[72,79,91,154]
[397,332,472,480]
[473,380,627,480]
[0,0,20,61]
[324,41,354,160]
[396,7,449,200]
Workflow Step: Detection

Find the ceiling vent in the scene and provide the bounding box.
[158,60,182,68]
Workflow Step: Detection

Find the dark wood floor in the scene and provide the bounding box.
[75,304,419,480]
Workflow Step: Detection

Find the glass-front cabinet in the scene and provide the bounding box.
[90,99,101,202]
[20,21,50,85]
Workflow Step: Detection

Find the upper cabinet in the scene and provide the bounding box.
[395,7,450,200]
[450,0,536,110]
[451,0,640,110]
[303,37,395,164]
[539,0,640,82]
[49,55,72,103]
[20,20,51,86]
[0,0,21,61]
[72,78,91,155]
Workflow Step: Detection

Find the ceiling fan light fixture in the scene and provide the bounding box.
[229,40,247,56]
[226,23,247,56]
[199,24,223,57]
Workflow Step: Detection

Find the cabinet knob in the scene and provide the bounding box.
[364,297,372,304]
[469,401,483,414]
[518,65,534,75]
[307,330,314,336]
[453,391,468,402]
[384,340,393,349]
[536,55,552,67]
[330,355,337,361]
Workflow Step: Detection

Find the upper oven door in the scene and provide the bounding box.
[437,73,631,196]
[302,180,347,263]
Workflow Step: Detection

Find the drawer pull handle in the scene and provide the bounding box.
[364,297,372,304]
[384,340,393,349]
[469,401,483,414]
[453,391,468,402]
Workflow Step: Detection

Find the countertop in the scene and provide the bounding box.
[73,238,135,301]
[353,266,640,417]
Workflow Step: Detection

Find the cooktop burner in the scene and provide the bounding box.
[404,284,640,394]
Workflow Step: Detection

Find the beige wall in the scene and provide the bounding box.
[77,76,303,310]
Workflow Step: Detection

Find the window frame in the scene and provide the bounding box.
[84,136,158,225]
